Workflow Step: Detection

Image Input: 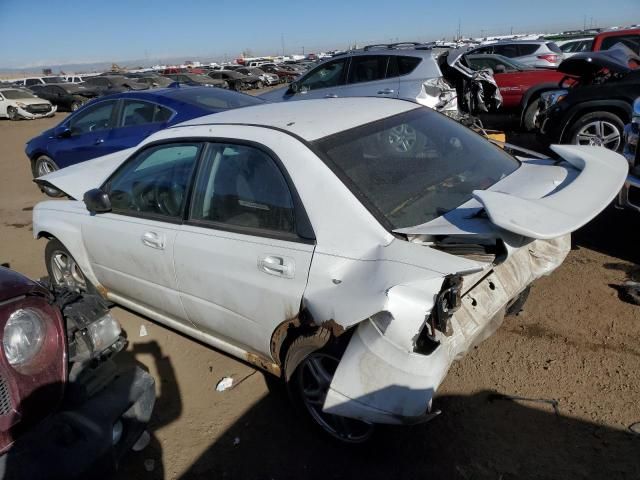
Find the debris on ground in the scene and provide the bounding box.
[233,437,241,446]
[629,422,640,435]
[616,281,640,305]
[139,324,148,337]
[216,376,234,392]
[144,459,155,472]
[132,430,151,452]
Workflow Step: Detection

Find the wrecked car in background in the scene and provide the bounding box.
[31,98,627,442]
[260,43,502,124]
[536,45,640,152]
[617,97,640,211]
[0,88,56,121]
[0,266,155,479]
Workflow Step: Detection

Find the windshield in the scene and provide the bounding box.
[43,77,66,83]
[314,108,519,229]
[1,89,36,99]
[167,87,264,111]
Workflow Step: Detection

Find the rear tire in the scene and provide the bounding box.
[567,111,625,152]
[256,80,264,89]
[70,100,82,112]
[284,329,375,443]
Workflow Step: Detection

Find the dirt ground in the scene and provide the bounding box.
[1,110,639,480]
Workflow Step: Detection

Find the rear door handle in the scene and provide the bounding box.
[258,255,294,278]
[324,93,338,98]
[141,231,165,250]
[377,88,395,95]
[94,138,104,145]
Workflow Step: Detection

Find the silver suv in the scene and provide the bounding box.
[260,43,501,116]
[467,40,564,69]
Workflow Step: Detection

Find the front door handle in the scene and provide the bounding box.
[258,255,294,278]
[377,88,395,95]
[324,93,338,98]
[94,138,104,145]
[141,231,165,250]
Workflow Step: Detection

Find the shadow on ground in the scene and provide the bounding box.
[129,375,638,480]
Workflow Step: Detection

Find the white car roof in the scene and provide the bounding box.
[176,97,420,141]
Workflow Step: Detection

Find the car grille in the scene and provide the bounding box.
[25,104,52,114]
[0,376,13,416]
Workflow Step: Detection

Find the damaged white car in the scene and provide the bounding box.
[32,98,627,442]
[0,87,57,120]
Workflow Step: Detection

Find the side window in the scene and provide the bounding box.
[579,40,593,52]
[69,101,116,135]
[190,144,295,234]
[347,56,388,84]
[299,58,347,92]
[517,44,539,56]
[107,143,200,219]
[601,35,640,54]
[25,79,40,86]
[121,100,172,127]
[494,44,519,57]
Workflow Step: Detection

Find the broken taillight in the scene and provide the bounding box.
[537,54,559,63]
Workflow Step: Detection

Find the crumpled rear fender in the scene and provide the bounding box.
[323,235,571,424]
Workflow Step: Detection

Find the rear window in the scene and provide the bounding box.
[314,108,519,229]
[517,44,539,56]
[546,42,562,54]
[167,87,263,111]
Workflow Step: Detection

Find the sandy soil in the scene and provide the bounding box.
[1,111,639,480]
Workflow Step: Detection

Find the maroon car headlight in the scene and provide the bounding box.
[3,308,46,366]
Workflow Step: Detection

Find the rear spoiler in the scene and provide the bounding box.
[473,145,628,239]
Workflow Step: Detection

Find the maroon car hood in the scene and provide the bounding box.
[0,267,49,302]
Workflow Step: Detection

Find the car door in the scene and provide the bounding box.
[339,55,399,99]
[105,99,174,152]
[50,99,119,168]
[82,142,202,321]
[0,92,7,117]
[287,57,349,100]
[174,142,315,356]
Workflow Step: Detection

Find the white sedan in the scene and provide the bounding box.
[0,88,57,120]
[33,98,627,442]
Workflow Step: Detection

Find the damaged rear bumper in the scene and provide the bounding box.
[323,235,570,424]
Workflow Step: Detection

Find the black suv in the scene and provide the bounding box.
[537,46,640,152]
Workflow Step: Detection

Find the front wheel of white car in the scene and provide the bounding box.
[45,239,95,294]
[7,107,19,121]
[285,329,375,443]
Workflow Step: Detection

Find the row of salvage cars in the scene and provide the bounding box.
[0,40,636,478]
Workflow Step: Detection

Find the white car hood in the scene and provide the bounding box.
[34,147,136,199]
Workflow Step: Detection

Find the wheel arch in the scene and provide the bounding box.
[559,100,631,143]
[518,83,563,127]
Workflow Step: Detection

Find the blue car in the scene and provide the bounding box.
[26,85,263,192]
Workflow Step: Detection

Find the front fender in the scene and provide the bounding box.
[33,201,100,288]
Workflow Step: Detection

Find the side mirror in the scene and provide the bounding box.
[494,64,506,73]
[83,188,111,214]
[54,125,71,138]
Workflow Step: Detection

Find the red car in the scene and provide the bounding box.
[465,53,575,130]
[592,28,640,54]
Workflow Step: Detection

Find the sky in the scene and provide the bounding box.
[0,0,638,69]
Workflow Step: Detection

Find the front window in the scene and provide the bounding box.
[1,89,36,99]
[314,108,520,229]
[69,101,115,135]
[107,143,200,219]
[299,58,347,92]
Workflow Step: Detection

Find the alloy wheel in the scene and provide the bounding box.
[297,352,374,443]
[387,124,417,153]
[49,250,87,292]
[575,120,621,151]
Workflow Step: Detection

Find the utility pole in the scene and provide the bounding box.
[457,18,461,40]
[281,33,285,56]
[302,46,305,55]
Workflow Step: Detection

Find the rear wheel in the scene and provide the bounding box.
[284,329,375,443]
[7,107,19,121]
[45,239,95,294]
[567,111,624,152]
[32,155,63,197]
[256,80,264,89]
[70,100,82,112]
